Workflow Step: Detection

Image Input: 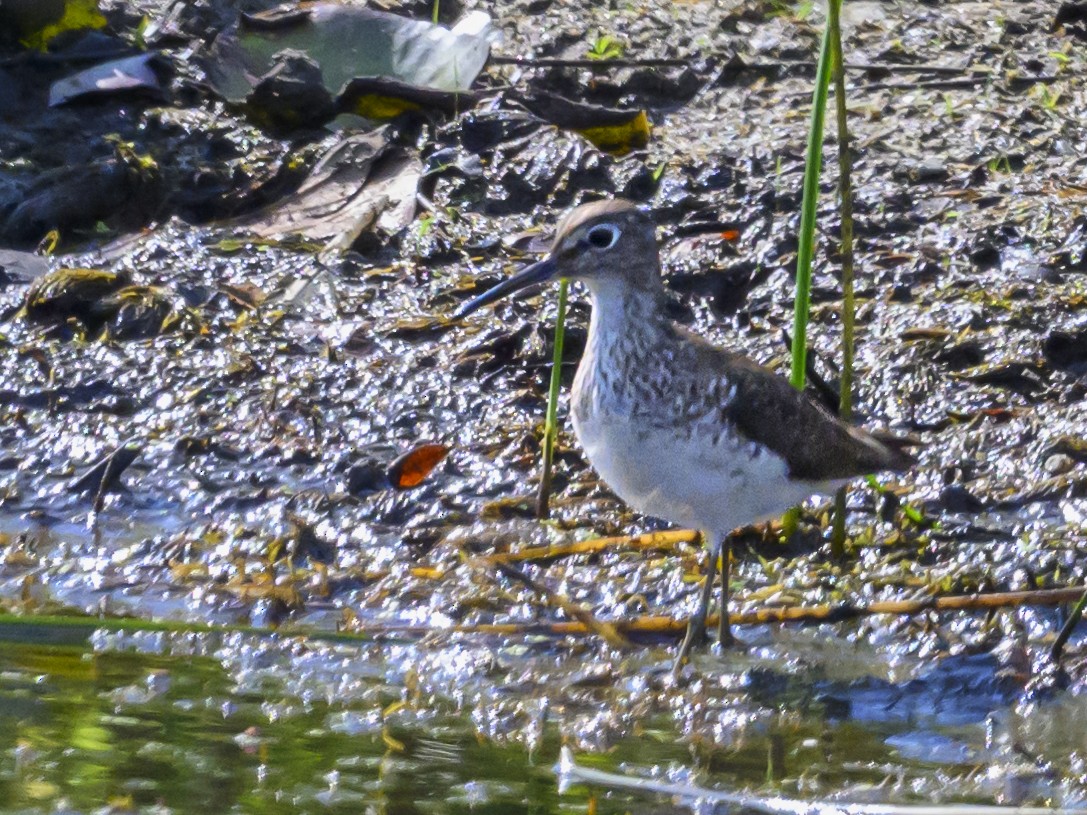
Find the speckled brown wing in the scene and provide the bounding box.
[682,332,915,481]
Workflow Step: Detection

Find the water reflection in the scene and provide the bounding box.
[0,627,1084,814]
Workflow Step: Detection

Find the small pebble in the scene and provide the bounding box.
[1044,453,1075,475]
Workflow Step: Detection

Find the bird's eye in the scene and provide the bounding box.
[585,223,621,250]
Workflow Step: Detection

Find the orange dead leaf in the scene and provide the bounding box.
[387,443,450,489]
[720,229,740,241]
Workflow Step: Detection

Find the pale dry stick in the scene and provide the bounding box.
[427,586,1087,639]
[557,746,1087,815]
[479,529,700,565]
[490,562,632,649]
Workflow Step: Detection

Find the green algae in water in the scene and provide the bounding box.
[1,623,1085,814]
[0,638,574,815]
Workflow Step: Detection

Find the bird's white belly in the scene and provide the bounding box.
[572,411,830,537]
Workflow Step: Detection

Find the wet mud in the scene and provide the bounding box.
[1,0,1087,809]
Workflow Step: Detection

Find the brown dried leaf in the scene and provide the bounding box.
[220,282,268,310]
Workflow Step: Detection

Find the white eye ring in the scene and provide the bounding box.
[585,223,621,250]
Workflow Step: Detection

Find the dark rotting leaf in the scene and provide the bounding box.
[287,514,336,564]
[346,455,392,495]
[936,484,988,513]
[240,6,313,29]
[957,361,1047,394]
[219,282,268,310]
[337,77,482,118]
[68,442,141,497]
[933,338,986,370]
[246,49,335,131]
[458,109,542,153]
[1043,326,1087,370]
[618,66,704,104]
[1053,2,1087,36]
[894,159,949,184]
[510,90,649,154]
[22,268,130,325]
[174,436,243,461]
[341,324,377,357]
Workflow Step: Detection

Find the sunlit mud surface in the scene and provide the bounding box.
[2,0,1087,810]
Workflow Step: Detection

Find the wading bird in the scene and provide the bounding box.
[456,199,914,670]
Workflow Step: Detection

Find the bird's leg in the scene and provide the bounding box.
[673,532,721,675]
[718,536,735,647]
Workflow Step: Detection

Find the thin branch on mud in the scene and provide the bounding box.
[489,55,993,76]
[491,562,632,649]
[861,74,1060,92]
[779,72,1061,99]
[440,585,1087,639]
[490,56,689,69]
[3,587,1083,647]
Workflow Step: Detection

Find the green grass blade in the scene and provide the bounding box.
[790,18,835,390]
[535,278,569,519]
[827,0,855,559]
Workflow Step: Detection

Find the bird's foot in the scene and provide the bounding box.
[671,614,708,678]
[710,627,748,654]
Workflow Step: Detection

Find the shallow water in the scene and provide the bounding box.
[1,621,1085,814]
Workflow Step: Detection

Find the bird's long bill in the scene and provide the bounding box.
[455,257,558,318]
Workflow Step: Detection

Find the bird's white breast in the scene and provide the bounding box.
[569,282,837,538]
[572,406,823,537]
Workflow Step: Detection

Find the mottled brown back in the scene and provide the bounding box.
[679,326,915,480]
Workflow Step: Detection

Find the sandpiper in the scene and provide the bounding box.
[456,199,914,669]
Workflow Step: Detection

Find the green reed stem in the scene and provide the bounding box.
[827,0,854,560]
[782,9,835,540]
[790,18,834,390]
[536,278,569,519]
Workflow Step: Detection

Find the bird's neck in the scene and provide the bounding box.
[586,277,665,327]
[583,278,671,359]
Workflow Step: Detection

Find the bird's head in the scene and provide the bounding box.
[455,199,659,318]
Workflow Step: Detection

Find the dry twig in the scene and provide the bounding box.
[491,562,632,649]
[478,529,700,565]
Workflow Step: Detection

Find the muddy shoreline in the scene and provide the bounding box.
[1,0,1086,806]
